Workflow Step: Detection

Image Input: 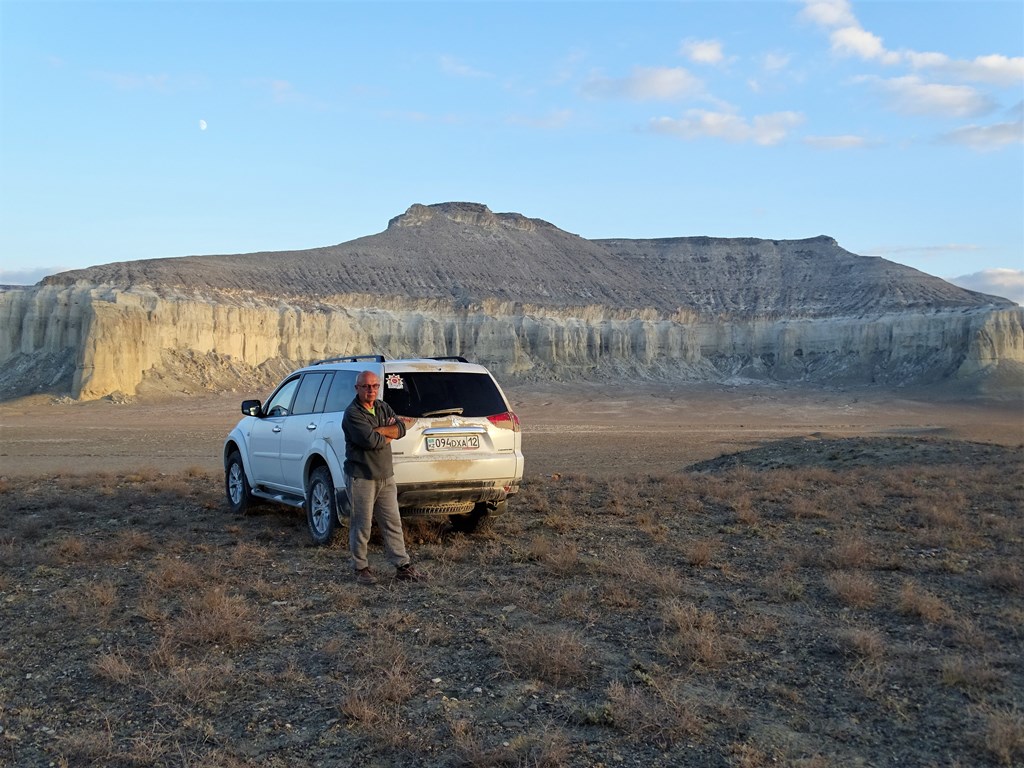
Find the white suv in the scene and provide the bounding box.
[223,355,523,544]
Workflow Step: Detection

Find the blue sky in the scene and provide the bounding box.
[2,0,1022,304]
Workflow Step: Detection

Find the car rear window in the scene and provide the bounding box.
[383,372,507,418]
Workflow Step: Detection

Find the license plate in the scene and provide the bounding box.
[425,435,480,451]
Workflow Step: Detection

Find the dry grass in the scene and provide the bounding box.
[1,437,1022,767]
[496,627,590,687]
[826,570,878,608]
[898,579,953,625]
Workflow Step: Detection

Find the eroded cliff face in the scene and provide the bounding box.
[1,284,1020,401]
[4,203,1021,400]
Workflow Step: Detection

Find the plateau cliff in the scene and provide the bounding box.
[1,202,1021,400]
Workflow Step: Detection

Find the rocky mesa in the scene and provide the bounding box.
[1,202,1021,401]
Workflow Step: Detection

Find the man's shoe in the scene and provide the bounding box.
[395,563,428,582]
[355,567,378,585]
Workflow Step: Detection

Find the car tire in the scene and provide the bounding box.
[225,451,254,514]
[306,466,338,546]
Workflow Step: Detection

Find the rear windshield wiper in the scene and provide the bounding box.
[422,407,464,417]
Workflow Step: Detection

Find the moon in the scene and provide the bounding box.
[199,119,208,131]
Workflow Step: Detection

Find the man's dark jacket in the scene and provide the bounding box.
[342,398,407,480]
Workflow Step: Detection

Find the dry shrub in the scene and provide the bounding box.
[605,679,705,748]
[682,538,717,567]
[763,566,806,603]
[54,535,87,563]
[600,583,641,609]
[604,477,639,507]
[826,571,878,608]
[738,612,780,640]
[168,659,235,706]
[174,586,258,648]
[228,541,272,568]
[788,496,829,520]
[731,493,760,525]
[659,599,728,667]
[828,534,873,569]
[940,655,1003,692]
[522,534,550,564]
[898,580,951,624]
[57,729,116,764]
[340,630,420,699]
[62,581,119,625]
[729,742,786,768]
[109,529,156,559]
[146,556,206,595]
[545,540,581,576]
[93,650,134,685]
[449,720,570,768]
[635,510,669,541]
[912,496,967,530]
[980,706,1024,766]
[0,536,17,567]
[847,473,884,507]
[981,562,1023,593]
[497,627,588,687]
[339,689,401,729]
[519,484,551,516]
[603,553,688,598]
[837,628,886,659]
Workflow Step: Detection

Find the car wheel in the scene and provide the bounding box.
[225,451,253,514]
[306,466,338,545]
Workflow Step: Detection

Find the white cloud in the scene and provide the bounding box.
[949,269,1024,306]
[800,0,1024,92]
[829,26,899,65]
[799,0,856,29]
[939,118,1024,151]
[762,52,791,72]
[803,134,869,149]
[680,38,725,66]
[930,54,1024,87]
[864,75,996,119]
[583,66,703,101]
[651,109,804,145]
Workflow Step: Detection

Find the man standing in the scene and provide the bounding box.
[342,370,426,585]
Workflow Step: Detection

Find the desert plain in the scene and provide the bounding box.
[1,381,1021,478]
[1,381,1022,767]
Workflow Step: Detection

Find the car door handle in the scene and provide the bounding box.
[272,426,282,433]
[306,423,317,431]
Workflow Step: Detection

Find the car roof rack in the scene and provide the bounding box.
[427,356,470,363]
[312,354,386,365]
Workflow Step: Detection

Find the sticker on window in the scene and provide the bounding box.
[385,374,404,389]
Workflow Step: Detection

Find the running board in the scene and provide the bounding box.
[251,488,305,508]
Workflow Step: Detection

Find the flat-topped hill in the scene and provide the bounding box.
[4,202,1021,400]
[42,202,1011,317]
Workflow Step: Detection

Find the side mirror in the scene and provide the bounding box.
[241,399,262,417]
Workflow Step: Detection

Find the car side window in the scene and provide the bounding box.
[324,370,359,413]
[292,373,328,415]
[314,373,334,413]
[264,377,300,417]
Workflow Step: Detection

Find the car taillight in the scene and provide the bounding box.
[487,411,521,432]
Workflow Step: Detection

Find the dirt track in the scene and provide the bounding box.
[0,382,1020,479]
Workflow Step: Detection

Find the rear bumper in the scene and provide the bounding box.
[396,479,520,516]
